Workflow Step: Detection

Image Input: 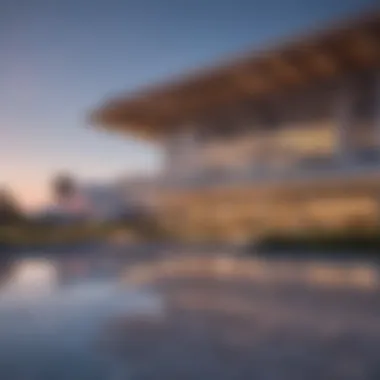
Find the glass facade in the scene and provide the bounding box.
[163,70,379,184]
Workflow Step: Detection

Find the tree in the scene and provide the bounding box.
[52,173,77,203]
[0,188,24,225]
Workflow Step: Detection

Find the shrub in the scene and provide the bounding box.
[251,228,380,256]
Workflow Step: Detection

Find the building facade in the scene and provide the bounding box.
[93,13,380,242]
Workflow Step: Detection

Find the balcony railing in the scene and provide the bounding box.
[154,148,380,190]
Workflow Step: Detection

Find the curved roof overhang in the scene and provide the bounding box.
[91,11,380,141]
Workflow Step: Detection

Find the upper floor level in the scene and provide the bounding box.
[92,12,380,190]
[160,69,380,188]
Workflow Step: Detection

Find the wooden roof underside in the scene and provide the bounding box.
[92,12,380,140]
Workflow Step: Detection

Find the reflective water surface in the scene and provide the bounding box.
[0,250,380,379]
[0,253,163,380]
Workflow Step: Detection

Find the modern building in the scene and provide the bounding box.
[92,12,380,242]
[82,178,158,221]
[42,179,141,223]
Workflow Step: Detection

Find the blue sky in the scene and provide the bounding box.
[0,0,378,209]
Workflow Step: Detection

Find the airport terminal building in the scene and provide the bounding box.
[93,13,380,242]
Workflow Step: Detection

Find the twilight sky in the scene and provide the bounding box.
[0,0,377,209]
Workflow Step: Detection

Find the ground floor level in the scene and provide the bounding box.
[154,175,380,242]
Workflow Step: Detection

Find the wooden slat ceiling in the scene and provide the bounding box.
[92,11,380,140]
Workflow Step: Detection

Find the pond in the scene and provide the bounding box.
[0,253,163,379]
[0,250,380,379]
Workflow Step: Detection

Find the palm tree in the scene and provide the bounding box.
[52,173,77,203]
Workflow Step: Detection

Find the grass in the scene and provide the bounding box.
[0,218,167,250]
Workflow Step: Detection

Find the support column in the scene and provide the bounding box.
[335,79,354,162]
[373,72,380,228]
[180,125,198,176]
[375,71,380,150]
[164,126,198,180]
[255,128,272,175]
[163,134,178,179]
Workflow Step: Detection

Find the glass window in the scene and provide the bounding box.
[352,71,376,122]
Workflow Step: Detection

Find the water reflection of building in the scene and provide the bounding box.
[92,13,380,242]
